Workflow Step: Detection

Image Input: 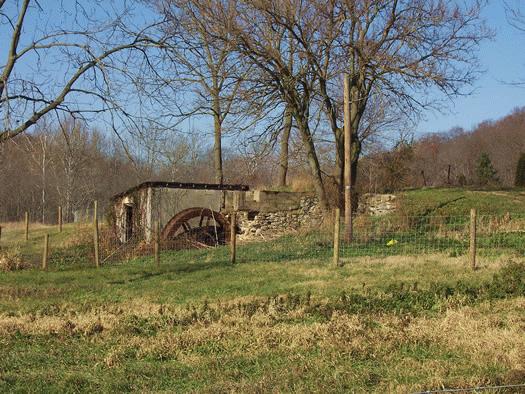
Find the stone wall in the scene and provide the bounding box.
[235,194,323,240]
[357,193,397,216]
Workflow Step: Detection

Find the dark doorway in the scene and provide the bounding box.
[124,204,133,242]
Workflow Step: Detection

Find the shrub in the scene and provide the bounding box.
[515,153,525,187]
[0,248,29,271]
[476,152,499,186]
[488,260,525,298]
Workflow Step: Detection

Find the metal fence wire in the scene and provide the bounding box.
[2,211,525,270]
[338,213,525,258]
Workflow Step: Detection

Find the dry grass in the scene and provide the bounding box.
[289,175,316,192]
[0,248,30,272]
[0,294,523,392]
[0,221,50,230]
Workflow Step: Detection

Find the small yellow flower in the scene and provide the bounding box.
[386,239,398,246]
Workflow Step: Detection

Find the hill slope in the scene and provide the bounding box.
[398,188,525,217]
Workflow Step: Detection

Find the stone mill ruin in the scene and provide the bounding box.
[111,181,323,248]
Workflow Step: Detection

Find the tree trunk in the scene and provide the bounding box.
[212,94,223,185]
[278,106,292,187]
[343,79,366,234]
[65,157,73,223]
[349,84,365,190]
[351,154,359,188]
[295,116,329,210]
[41,140,46,224]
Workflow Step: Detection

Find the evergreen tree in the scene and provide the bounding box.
[476,153,499,186]
[515,153,525,187]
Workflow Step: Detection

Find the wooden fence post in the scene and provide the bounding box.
[333,208,341,266]
[230,212,237,264]
[93,201,100,268]
[58,206,63,233]
[42,234,49,270]
[154,220,160,267]
[469,208,477,270]
[25,211,29,241]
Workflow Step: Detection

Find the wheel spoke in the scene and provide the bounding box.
[163,207,226,247]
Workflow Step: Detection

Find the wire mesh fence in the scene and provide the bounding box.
[338,212,525,259]
[1,210,525,272]
[0,222,94,270]
[97,224,228,266]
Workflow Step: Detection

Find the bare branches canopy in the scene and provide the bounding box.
[189,0,491,207]
[1,0,492,212]
[0,0,170,143]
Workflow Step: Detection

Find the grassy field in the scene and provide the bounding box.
[1,189,524,392]
[1,224,525,392]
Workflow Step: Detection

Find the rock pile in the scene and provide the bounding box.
[358,193,397,216]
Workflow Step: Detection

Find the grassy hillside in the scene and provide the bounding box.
[398,188,525,217]
[1,233,524,392]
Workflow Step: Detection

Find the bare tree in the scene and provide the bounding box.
[265,0,491,201]
[0,0,169,144]
[198,1,331,208]
[193,0,490,210]
[156,0,250,185]
[505,0,525,86]
[54,118,96,222]
[23,129,51,223]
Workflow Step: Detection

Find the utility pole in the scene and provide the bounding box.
[344,74,353,242]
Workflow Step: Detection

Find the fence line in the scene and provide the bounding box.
[334,211,525,262]
[2,206,525,271]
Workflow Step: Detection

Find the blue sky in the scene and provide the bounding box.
[417,1,525,136]
[2,1,524,143]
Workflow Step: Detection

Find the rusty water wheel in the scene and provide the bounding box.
[161,208,229,249]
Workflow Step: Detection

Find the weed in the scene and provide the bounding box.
[0,248,29,272]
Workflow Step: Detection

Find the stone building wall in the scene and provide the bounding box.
[113,186,231,243]
[234,194,323,240]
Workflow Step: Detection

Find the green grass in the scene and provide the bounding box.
[398,187,525,216]
[0,222,92,267]
[1,233,525,392]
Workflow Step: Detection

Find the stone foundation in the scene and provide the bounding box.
[235,195,323,240]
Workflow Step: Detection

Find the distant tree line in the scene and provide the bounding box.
[3,104,525,223]
[358,107,525,193]
[0,117,292,223]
